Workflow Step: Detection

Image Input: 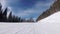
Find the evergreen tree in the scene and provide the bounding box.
[3,8,8,16]
[26,17,34,22]
[2,8,8,22]
[29,17,34,22]
[8,11,13,22]
[0,3,3,22]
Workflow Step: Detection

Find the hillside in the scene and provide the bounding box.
[36,0,60,21]
[37,11,60,34]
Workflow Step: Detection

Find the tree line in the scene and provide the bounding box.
[0,3,34,22]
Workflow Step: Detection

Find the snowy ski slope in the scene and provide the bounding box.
[0,11,60,34]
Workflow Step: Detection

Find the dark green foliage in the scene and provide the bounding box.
[2,8,8,22]
[0,3,3,22]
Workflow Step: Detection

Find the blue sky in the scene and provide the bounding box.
[0,0,55,20]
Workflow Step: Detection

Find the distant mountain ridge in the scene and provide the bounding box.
[36,0,60,21]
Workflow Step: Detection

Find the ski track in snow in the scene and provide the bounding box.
[0,11,60,34]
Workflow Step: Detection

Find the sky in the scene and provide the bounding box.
[0,0,55,20]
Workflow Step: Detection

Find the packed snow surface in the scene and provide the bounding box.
[0,11,60,34]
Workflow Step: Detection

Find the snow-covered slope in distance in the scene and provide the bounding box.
[37,11,60,34]
[38,11,60,23]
